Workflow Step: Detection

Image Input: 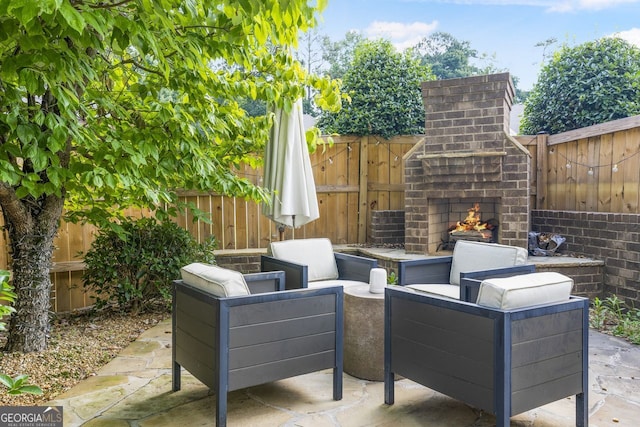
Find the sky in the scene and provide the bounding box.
[315,0,640,91]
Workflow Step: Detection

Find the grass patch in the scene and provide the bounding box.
[590,295,640,345]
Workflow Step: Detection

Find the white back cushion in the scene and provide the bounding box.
[180,263,250,297]
[449,241,528,286]
[476,271,573,309]
[268,238,339,282]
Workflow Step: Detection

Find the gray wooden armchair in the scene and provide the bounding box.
[385,271,589,427]
[261,237,378,290]
[397,240,532,300]
[172,264,344,427]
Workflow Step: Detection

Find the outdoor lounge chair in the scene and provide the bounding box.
[172,263,344,427]
[384,271,589,427]
[261,237,378,290]
[397,240,532,301]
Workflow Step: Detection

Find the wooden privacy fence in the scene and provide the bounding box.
[171,135,420,249]
[0,135,420,311]
[516,115,640,213]
[3,114,640,312]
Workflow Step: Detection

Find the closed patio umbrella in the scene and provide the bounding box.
[262,98,319,239]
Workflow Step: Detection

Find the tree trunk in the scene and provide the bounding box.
[1,192,64,353]
[4,231,57,352]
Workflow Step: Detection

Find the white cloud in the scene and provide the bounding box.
[548,0,640,12]
[363,20,439,50]
[611,28,640,46]
[403,0,640,12]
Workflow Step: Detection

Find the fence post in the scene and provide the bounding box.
[536,132,548,209]
[358,136,368,244]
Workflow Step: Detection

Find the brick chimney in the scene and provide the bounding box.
[404,73,531,254]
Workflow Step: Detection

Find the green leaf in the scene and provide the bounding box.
[18,385,43,395]
[59,1,86,33]
[0,374,13,388]
[31,150,49,172]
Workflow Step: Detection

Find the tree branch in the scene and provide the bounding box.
[0,183,32,235]
[118,59,164,77]
[85,0,136,10]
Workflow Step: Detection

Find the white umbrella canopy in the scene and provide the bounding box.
[262,98,319,236]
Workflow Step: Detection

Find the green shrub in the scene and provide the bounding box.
[82,218,216,312]
[590,294,640,346]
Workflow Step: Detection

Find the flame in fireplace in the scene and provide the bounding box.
[450,203,495,239]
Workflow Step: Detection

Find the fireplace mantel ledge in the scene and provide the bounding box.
[417,151,507,159]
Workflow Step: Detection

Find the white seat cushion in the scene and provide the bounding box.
[476,272,573,309]
[268,238,339,282]
[407,284,460,299]
[308,279,368,289]
[449,241,528,285]
[180,263,250,297]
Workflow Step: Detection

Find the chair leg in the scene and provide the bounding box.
[496,404,509,427]
[216,389,227,427]
[576,392,587,427]
[172,361,181,392]
[384,371,395,405]
[333,367,343,400]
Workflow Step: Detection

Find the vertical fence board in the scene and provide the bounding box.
[358,136,369,243]
[575,139,589,211]
[632,128,640,212]
[235,198,247,249]
[326,141,341,242]
[565,141,578,210]
[547,140,558,210]
[534,134,546,209]
[221,196,235,249]
[585,137,599,211]
[380,138,391,210]
[51,272,70,313]
[311,142,330,241]
[390,142,407,209]
[369,137,385,211]
[211,195,224,248]
[52,222,70,265]
[69,271,86,311]
[348,139,361,243]
[551,141,564,211]
[335,142,349,244]
[610,131,626,212]
[598,133,613,212]
[623,128,640,212]
[186,195,201,241]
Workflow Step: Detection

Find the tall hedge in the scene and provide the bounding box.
[317,39,432,139]
[521,37,640,135]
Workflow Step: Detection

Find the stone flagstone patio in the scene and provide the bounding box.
[49,318,640,426]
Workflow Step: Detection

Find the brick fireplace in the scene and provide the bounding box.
[404,73,531,254]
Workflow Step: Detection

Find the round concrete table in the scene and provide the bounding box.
[343,284,385,381]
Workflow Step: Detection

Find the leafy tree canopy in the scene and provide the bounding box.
[0,0,340,352]
[317,39,432,139]
[412,31,481,80]
[321,30,365,80]
[411,31,528,102]
[521,37,640,134]
[0,0,340,227]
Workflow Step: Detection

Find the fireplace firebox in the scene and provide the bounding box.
[436,200,499,250]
